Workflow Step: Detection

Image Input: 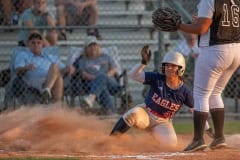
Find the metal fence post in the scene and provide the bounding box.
[154,0,165,71]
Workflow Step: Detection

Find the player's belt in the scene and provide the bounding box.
[145,106,169,119]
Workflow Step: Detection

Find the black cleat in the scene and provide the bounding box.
[184,139,207,152]
[110,117,130,136]
[205,128,215,139]
[210,137,227,149]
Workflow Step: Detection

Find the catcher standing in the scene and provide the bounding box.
[153,0,240,152]
[110,46,212,149]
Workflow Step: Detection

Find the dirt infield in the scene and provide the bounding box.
[0,106,239,160]
[0,147,239,160]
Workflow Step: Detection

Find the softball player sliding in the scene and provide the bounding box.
[110,46,213,149]
[179,0,240,152]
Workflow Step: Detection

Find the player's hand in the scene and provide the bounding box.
[141,45,151,65]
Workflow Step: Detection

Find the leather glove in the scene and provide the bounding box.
[152,7,181,32]
[141,45,151,65]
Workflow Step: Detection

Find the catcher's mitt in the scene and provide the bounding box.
[152,7,181,32]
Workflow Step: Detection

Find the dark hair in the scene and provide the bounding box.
[27,32,43,41]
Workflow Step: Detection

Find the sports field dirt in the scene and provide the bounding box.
[0,106,239,160]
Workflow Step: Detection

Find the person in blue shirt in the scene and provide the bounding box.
[18,0,58,47]
[14,32,75,104]
[110,46,213,150]
[72,36,120,114]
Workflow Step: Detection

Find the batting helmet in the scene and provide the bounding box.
[161,52,186,76]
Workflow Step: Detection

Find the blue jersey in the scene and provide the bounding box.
[144,72,193,119]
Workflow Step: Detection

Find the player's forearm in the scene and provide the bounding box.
[179,23,205,34]
[179,18,212,35]
[128,63,145,83]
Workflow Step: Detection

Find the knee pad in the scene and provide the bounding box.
[123,107,150,129]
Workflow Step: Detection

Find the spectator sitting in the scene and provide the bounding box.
[72,36,121,114]
[0,0,13,26]
[14,32,75,104]
[0,0,32,27]
[55,0,102,40]
[18,0,58,47]
[13,0,33,15]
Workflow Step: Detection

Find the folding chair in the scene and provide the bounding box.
[64,46,132,114]
[4,46,29,109]
[4,46,61,109]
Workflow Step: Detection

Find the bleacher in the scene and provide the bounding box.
[0,0,196,106]
[0,0,238,116]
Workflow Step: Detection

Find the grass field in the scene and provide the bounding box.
[0,121,239,160]
[173,120,240,134]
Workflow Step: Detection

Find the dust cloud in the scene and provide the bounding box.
[0,105,173,155]
[0,105,239,156]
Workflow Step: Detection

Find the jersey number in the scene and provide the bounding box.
[222,3,240,27]
[163,111,174,119]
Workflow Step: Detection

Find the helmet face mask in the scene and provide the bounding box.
[161,52,186,76]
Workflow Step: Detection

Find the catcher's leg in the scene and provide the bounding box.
[208,63,239,149]
[209,95,227,149]
[184,46,230,152]
[184,111,208,152]
[209,108,227,149]
[110,104,150,136]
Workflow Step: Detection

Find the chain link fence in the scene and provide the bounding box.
[0,0,239,115]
